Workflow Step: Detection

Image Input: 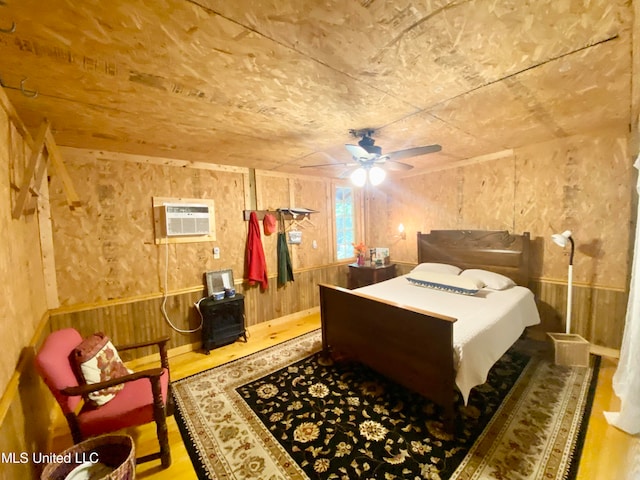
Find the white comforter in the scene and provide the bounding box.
[355,275,541,404]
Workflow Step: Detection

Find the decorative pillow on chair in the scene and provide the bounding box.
[72,333,132,407]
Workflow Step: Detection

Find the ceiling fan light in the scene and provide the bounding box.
[350,167,367,187]
[369,166,386,186]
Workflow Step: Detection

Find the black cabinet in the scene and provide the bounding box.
[199,294,247,354]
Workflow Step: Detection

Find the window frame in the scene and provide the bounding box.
[333,184,361,261]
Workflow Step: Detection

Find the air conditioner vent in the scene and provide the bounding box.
[164,203,210,236]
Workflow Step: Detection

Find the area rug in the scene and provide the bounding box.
[172,330,599,479]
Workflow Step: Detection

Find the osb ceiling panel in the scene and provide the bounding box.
[0,0,633,178]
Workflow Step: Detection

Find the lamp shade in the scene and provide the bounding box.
[368,166,386,186]
[552,230,572,248]
[350,167,367,187]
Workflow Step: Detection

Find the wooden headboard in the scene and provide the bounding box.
[416,230,531,286]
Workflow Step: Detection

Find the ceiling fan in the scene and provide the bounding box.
[301,129,441,184]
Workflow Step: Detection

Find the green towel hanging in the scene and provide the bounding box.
[277,213,294,286]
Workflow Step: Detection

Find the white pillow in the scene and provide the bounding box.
[406,271,484,296]
[460,269,515,290]
[410,263,461,276]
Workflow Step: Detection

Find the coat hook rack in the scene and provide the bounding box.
[242,207,317,222]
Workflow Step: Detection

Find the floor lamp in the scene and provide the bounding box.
[549,230,589,367]
[551,230,574,334]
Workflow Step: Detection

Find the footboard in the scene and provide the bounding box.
[319,284,457,420]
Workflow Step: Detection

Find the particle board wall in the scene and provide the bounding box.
[254,173,290,278]
[0,106,49,393]
[381,130,632,288]
[516,132,631,288]
[290,177,331,268]
[254,171,341,278]
[370,129,633,349]
[48,149,249,306]
[46,151,348,350]
[0,95,51,478]
[365,168,460,262]
[0,0,631,173]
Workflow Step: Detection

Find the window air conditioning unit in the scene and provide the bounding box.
[163,203,210,236]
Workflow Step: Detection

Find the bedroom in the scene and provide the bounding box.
[0,0,638,478]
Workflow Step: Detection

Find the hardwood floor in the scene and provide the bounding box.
[576,356,640,480]
[49,313,639,480]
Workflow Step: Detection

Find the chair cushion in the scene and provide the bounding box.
[72,333,132,407]
[77,368,169,437]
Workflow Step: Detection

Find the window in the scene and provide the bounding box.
[335,186,355,260]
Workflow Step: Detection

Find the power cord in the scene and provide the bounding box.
[160,238,203,333]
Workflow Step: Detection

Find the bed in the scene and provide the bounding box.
[319,230,541,423]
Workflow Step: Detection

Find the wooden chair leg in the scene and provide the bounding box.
[157,414,171,468]
[165,385,175,417]
[65,414,84,444]
[151,379,171,468]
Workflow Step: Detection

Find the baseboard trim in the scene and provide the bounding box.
[590,344,620,359]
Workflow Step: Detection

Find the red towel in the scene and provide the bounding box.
[245,211,268,289]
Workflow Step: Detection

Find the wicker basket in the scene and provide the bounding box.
[41,434,135,480]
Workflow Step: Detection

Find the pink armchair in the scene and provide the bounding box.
[35,328,172,468]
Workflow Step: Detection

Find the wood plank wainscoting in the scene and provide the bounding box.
[528,280,627,350]
[49,263,350,360]
[48,272,629,355]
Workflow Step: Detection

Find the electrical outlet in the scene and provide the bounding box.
[213,247,220,259]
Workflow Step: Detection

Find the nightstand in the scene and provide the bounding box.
[348,263,397,289]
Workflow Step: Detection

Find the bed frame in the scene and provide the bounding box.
[319,230,531,424]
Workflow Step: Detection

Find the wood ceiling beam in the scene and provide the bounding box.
[44,129,82,210]
[11,120,49,219]
[0,84,81,215]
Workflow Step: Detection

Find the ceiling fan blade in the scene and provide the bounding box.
[386,144,442,161]
[345,144,376,161]
[383,160,414,171]
[300,161,356,169]
[338,166,359,179]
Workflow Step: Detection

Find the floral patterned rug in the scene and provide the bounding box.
[172,330,599,479]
